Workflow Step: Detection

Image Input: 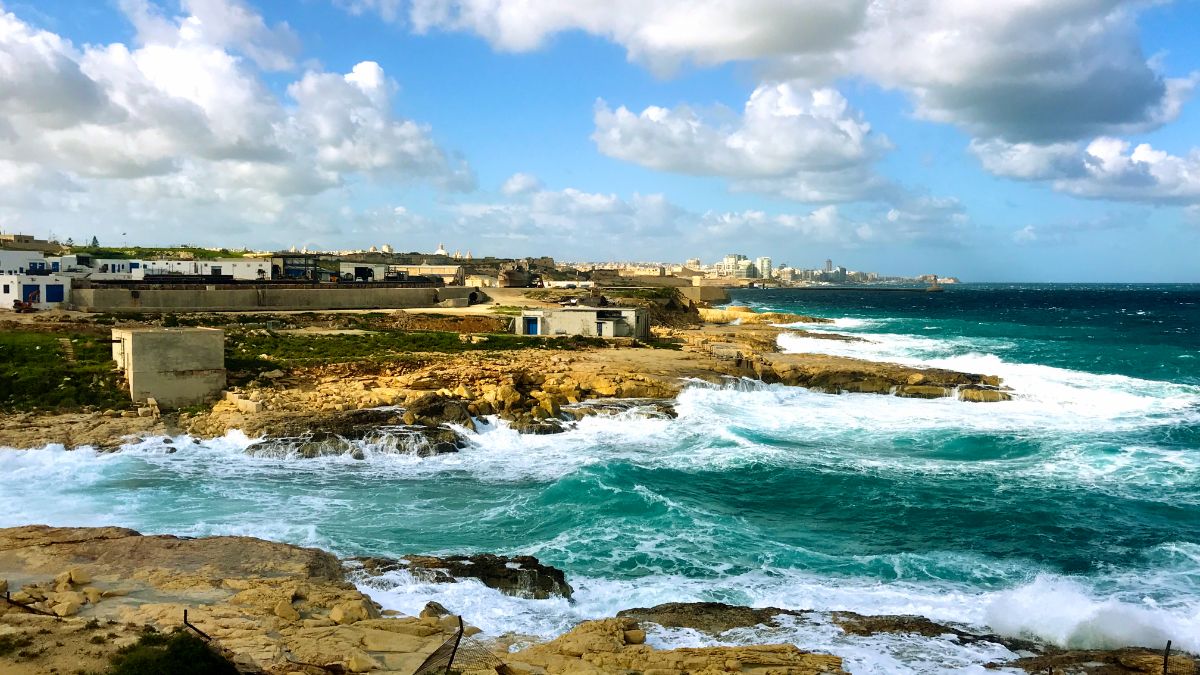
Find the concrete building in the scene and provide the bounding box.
[143,258,272,280]
[516,306,649,339]
[389,264,465,285]
[89,259,145,281]
[0,250,48,275]
[0,233,58,252]
[2,274,72,309]
[338,262,389,282]
[111,327,226,408]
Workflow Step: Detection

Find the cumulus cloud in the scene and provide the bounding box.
[972,137,1200,205]
[500,172,542,195]
[387,0,1195,143]
[594,83,892,202]
[0,0,472,242]
[696,195,968,248]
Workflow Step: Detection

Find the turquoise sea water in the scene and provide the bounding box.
[2,284,1199,673]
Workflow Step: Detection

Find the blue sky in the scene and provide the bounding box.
[1,0,1198,281]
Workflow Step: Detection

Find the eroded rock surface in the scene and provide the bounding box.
[356,554,573,600]
[511,617,846,675]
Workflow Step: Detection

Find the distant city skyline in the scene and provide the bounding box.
[1,1,1199,281]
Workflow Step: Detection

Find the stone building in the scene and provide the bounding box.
[516,307,649,339]
[111,328,226,408]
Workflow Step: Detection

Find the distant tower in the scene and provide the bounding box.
[755,256,773,280]
[435,242,448,256]
[824,258,833,273]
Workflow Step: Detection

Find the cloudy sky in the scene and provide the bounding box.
[1,0,1198,280]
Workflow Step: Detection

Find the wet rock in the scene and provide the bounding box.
[419,601,450,618]
[958,385,1013,403]
[357,554,573,600]
[402,392,476,431]
[617,602,805,634]
[831,611,1040,653]
[992,647,1198,674]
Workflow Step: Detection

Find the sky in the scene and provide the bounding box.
[1,0,1199,281]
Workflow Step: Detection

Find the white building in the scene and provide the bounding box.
[141,259,271,280]
[2,274,72,309]
[0,250,48,275]
[88,259,145,281]
[755,257,773,280]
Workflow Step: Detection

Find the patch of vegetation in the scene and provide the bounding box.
[225,330,605,374]
[0,633,34,656]
[71,246,253,261]
[89,635,107,645]
[634,337,684,350]
[0,331,128,412]
[489,305,523,315]
[602,287,678,300]
[107,630,239,675]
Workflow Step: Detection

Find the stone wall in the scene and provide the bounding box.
[72,286,443,312]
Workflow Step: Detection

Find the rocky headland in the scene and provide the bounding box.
[0,305,1012,453]
[0,526,1191,675]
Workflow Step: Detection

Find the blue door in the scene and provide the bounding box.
[523,317,538,335]
[45,284,64,302]
[21,284,40,302]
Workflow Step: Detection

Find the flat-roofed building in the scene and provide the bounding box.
[111,327,226,408]
[516,306,649,339]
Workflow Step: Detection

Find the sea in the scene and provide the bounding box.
[2,284,1199,673]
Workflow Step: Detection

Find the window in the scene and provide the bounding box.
[2,284,8,294]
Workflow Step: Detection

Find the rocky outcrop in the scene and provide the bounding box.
[511,617,846,675]
[618,602,803,634]
[355,554,574,600]
[0,525,470,674]
[994,648,1198,674]
[240,406,470,459]
[700,307,834,326]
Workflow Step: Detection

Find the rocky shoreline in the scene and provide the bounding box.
[0,526,1192,675]
[0,307,1012,453]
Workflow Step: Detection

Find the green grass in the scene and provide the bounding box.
[0,332,128,411]
[107,630,238,675]
[225,330,605,374]
[489,305,523,315]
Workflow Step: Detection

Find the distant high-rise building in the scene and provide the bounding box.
[824,258,833,273]
[755,256,773,280]
[685,257,702,269]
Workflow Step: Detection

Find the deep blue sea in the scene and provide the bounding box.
[2,284,1199,673]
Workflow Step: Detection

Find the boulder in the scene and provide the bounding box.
[274,598,300,622]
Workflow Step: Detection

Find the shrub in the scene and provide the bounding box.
[107,630,238,675]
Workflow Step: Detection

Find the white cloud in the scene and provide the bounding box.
[0,1,472,242]
[120,0,300,71]
[594,83,891,202]
[500,172,542,195]
[393,0,1195,143]
[407,0,868,73]
[972,137,1200,205]
[697,195,968,247]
